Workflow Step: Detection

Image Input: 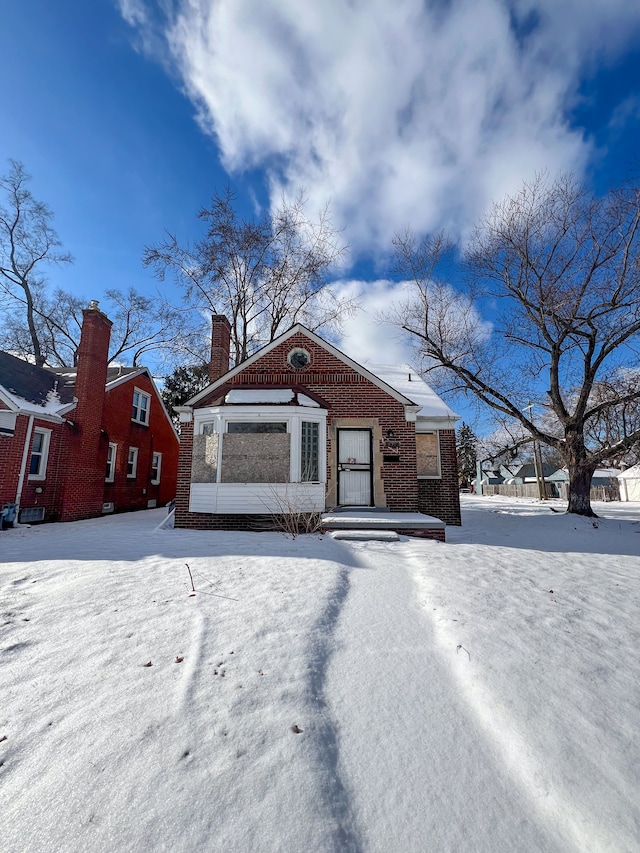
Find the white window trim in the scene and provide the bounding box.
[28,428,52,481]
[127,446,139,479]
[151,452,162,485]
[105,442,117,483]
[416,430,441,479]
[194,406,326,485]
[131,387,151,426]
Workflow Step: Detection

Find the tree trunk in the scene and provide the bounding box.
[565,435,597,516]
[23,283,45,367]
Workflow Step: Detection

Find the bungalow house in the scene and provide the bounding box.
[0,302,178,526]
[174,316,461,539]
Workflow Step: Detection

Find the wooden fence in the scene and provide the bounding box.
[553,482,620,502]
[482,483,556,499]
[483,482,620,501]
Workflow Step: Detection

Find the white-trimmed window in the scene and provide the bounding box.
[28,428,52,480]
[127,447,139,478]
[131,388,151,425]
[301,421,320,481]
[151,452,162,484]
[105,443,117,482]
[416,432,440,478]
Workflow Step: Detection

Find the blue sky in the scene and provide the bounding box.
[2,0,640,427]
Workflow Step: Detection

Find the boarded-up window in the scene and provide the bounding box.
[192,434,219,483]
[416,432,439,477]
[221,433,291,483]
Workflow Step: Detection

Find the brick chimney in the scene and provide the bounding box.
[209,315,231,383]
[61,301,112,521]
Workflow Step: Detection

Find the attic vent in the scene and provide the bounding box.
[19,507,45,523]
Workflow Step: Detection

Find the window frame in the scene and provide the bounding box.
[301,420,320,482]
[28,428,52,481]
[226,421,288,434]
[131,388,151,426]
[416,431,441,479]
[193,407,326,485]
[127,446,139,479]
[105,442,117,482]
[151,452,162,485]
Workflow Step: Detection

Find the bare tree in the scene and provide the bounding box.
[143,188,353,365]
[388,174,640,516]
[0,283,197,369]
[0,160,72,366]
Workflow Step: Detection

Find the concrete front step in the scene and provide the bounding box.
[330,529,401,541]
[321,509,446,541]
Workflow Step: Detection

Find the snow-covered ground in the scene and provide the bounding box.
[1,496,639,852]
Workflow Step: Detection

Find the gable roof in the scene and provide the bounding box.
[364,363,459,421]
[48,364,144,394]
[618,464,640,479]
[0,353,176,437]
[0,351,75,413]
[185,324,451,418]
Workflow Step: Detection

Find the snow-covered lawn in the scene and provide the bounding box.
[1,496,639,852]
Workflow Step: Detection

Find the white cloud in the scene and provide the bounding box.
[124,0,640,253]
[117,0,149,27]
[330,278,416,366]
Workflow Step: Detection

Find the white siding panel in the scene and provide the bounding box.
[190,483,325,514]
[189,483,218,513]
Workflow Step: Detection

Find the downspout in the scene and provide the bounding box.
[15,414,35,514]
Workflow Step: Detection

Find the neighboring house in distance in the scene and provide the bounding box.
[175,316,461,538]
[0,302,178,525]
[547,467,621,499]
[618,465,640,502]
[499,462,557,483]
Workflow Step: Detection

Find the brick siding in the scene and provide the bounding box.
[417,429,461,525]
[176,331,461,530]
[1,310,179,525]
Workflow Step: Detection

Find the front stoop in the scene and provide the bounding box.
[321,509,446,542]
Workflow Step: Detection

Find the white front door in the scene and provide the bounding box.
[338,429,372,506]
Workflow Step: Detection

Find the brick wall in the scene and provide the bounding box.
[176,331,461,529]
[209,315,231,383]
[175,419,194,527]
[417,429,461,525]
[59,306,112,522]
[101,373,179,512]
[0,408,24,507]
[0,412,68,523]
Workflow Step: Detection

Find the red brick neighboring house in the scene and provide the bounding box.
[0,302,178,525]
[175,317,461,535]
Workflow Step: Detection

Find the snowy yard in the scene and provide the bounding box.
[1,496,639,853]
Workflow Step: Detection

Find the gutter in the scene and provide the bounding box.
[15,414,35,514]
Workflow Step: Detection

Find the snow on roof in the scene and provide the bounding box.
[224,389,320,406]
[0,385,68,417]
[365,364,459,421]
[617,465,640,479]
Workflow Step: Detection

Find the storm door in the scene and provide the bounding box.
[337,429,373,506]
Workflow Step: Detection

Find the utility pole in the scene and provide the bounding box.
[526,402,546,501]
[532,438,546,500]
